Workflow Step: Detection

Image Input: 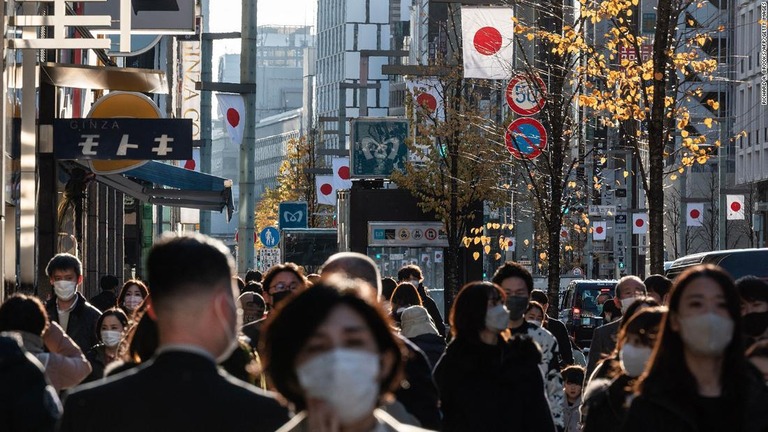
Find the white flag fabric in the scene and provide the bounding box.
[216,93,245,145]
[726,195,745,220]
[560,226,569,241]
[406,77,445,120]
[332,157,352,190]
[460,7,515,79]
[632,213,649,234]
[316,175,336,206]
[593,221,607,241]
[686,203,704,227]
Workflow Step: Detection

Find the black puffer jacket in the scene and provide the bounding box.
[582,374,634,432]
[434,335,556,432]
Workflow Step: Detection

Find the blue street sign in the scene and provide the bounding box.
[279,202,308,229]
[259,227,280,248]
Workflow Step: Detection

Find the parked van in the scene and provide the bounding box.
[665,248,768,280]
[559,279,618,348]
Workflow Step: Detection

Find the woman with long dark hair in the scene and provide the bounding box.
[433,281,555,432]
[622,264,768,432]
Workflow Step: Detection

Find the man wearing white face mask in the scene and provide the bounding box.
[586,275,646,378]
[44,253,102,354]
[60,233,289,432]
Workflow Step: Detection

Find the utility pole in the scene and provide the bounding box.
[237,0,257,276]
[200,0,212,235]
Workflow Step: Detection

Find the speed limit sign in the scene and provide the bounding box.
[505,74,547,116]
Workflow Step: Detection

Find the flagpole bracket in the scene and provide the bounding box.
[195,81,256,93]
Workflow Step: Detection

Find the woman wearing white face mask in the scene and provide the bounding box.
[264,276,432,432]
[622,265,768,432]
[117,280,149,320]
[581,307,665,432]
[83,308,128,383]
[433,282,556,432]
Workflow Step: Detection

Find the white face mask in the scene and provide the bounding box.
[620,296,637,313]
[619,343,653,377]
[53,280,77,301]
[485,304,510,333]
[101,330,122,348]
[123,295,143,311]
[529,320,543,328]
[297,348,380,425]
[678,312,734,356]
[214,293,241,363]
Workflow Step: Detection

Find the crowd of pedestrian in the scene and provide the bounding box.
[1,232,767,431]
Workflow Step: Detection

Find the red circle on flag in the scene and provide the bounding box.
[596,226,604,234]
[561,230,568,238]
[730,201,741,212]
[184,159,196,170]
[338,166,350,180]
[690,209,701,219]
[226,108,240,127]
[635,218,645,228]
[416,93,438,111]
[473,26,503,55]
[320,183,333,196]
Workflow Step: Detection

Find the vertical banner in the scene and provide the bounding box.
[726,195,745,220]
[179,39,201,141]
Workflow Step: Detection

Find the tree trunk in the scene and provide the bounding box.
[647,0,673,274]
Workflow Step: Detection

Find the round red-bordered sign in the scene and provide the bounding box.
[505,74,547,116]
[505,117,548,160]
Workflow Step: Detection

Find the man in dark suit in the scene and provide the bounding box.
[586,275,646,378]
[89,274,119,312]
[44,253,101,352]
[59,234,290,432]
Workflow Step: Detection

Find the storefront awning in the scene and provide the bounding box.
[82,161,234,220]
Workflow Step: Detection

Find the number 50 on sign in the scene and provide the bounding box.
[505,74,547,116]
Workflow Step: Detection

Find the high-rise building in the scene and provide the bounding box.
[316,0,392,150]
[734,0,768,246]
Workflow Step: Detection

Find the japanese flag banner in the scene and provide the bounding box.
[406,77,445,120]
[726,195,745,220]
[593,221,607,241]
[460,7,515,80]
[686,203,704,227]
[316,175,336,206]
[332,157,352,190]
[632,213,649,234]
[216,93,245,145]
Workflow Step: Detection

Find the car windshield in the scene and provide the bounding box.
[576,286,613,315]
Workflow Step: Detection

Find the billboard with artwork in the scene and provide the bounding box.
[350,118,409,179]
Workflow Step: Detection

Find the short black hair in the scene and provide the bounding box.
[262,277,404,411]
[390,283,422,307]
[45,253,83,278]
[147,233,235,308]
[735,276,768,303]
[245,269,263,284]
[644,274,672,298]
[246,281,264,296]
[530,289,548,305]
[381,277,397,300]
[491,261,534,294]
[0,294,49,336]
[100,275,119,291]
[562,365,585,385]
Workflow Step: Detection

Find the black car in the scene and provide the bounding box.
[665,248,768,280]
[559,279,617,348]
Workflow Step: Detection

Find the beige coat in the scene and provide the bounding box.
[21,321,92,390]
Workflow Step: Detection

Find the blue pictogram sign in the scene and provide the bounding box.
[259,227,280,248]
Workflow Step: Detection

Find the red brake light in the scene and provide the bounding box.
[573,307,581,319]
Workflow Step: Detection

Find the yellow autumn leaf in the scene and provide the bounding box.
[493,223,501,229]
[473,237,481,245]
[623,171,630,178]
[670,174,678,180]
[524,239,530,246]
[484,245,491,254]
[600,157,607,164]
[526,33,535,41]
[494,253,502,260]
[703,118,713,128]
[463,237,472,248]
[486,223,493,230]
[681,130,689,138]
[539,252,547,260]
[473,252,480,261]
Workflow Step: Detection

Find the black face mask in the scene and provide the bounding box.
[506,296,529,320]
[270,291,293,309]
[743,311,768,337]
